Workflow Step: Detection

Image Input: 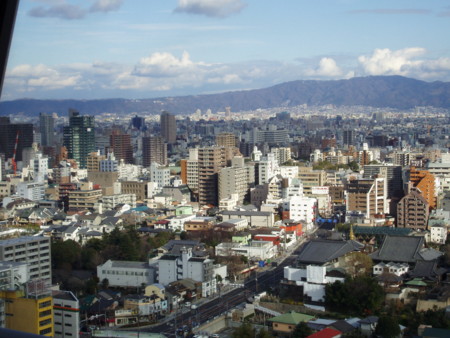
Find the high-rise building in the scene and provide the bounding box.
[343,130,355,146]
[219,157,255,204]
[409,167,436,210]
[198,146,226,206]
[39,113,54,147]
[110,131,133,164]
[143,136,167,167]
[130,115,146,131]
[0,117,33,162]
[160,111,176,144]
[63,110,95,169]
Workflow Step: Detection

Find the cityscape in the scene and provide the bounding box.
[1,1,450,338]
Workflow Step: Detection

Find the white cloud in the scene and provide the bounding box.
[316,57,343,76]
[28,0,124,20]
[133,51,206,78]
[358,47,425,76]
[8,64,82,90]
[90,0,124,13]
[174,0,247,18]
[304,57,343,77]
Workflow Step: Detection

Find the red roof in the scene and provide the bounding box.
[307,328,342,338]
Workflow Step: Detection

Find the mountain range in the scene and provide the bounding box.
[1,75,450,116]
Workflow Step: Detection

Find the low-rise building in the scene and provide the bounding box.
[97,260,156,288]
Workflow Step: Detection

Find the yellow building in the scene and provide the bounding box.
[2,290,53,336]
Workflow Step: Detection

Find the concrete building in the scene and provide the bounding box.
[346,177,388,222]
[221,210,274,228]
[298,167,327,195]
[218,156,255,205]
[99,152,119,172]
[157,247,216,296]
[216,132,238,148]
[39,113,54,148]
[3,287,53,336]
[143,136,168,167]
[397,188,429,230]
[0,236,51,283]
[97,260,156,288]
[410,167,436,210]
[160,111,176,144]
[271,147,292,165]
[101,193,137,209]
[150,163,171,188]
[63,110,95,169]
[0,117,34,163]
[68,189,102,211]
[430,224,447,244]
[86,151,106,172]
[16,181,46,201]
[53,290,79,338]
[121,181,157,201]
[110,131,133,164]
[180,148,199,193]
[282,196,317,230]
[198,146,226,206]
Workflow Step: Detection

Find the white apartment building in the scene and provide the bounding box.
[430,224,447,244]
[168,214,196,232]
[282,195,317,229]
[279,165,299,179]
[284,265,344,311]
[215,240,277,261]
[53,291,80,338]
[29,153,49,183]
[150,163,171,188]
[271,147,292,165]
[0,236,51,283]
[257,153,279,185]
[157,247,217,296]
[101,193,137,209]
[218,157,255,204]
[16,181,46,201]
[97,260,156,288]
[100,152,119,172]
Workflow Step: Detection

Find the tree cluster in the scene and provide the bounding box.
[325,275,384,316]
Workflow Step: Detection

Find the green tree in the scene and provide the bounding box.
[325,275,384,316]
[232,322,254,338]
[256,327,272,338]
[51,239,81,270]
[292,322,313,338]
[374,315,400,338]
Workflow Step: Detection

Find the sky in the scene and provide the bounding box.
[2,0,450,101]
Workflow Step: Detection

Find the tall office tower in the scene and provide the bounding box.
[142,136,167,167]
[63,110,95,169]
[0,117,33,162]
[343,130,355,146]
[160,111,176,144]
[198,146,226,206]
[110,130,133,164]
[216,132,238,148]
[39,113,54,147]
[130,115,146,131]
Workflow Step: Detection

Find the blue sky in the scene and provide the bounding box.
[2,0,450,100]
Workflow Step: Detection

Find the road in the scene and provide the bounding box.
[137,236,309,337]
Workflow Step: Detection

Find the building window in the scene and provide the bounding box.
[40,328,52,335]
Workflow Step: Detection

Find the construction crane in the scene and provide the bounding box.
[11,130,19,175]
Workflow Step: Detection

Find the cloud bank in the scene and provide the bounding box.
[174,0,247,18]
[4,47,450,100]
[28,0,124,20]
